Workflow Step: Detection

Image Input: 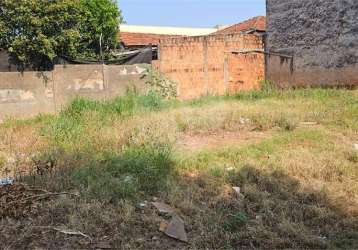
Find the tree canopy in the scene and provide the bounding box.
[80,0,123,58]
[0,0,122,70]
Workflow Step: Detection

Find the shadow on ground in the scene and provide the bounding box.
[1,163,357,249]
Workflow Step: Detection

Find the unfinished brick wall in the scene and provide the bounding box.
[155,34,264,99]
[227,53,264,92]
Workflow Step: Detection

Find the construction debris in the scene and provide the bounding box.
[153,202,188,243]
[159,221,169,232]
[160,216,188,243]
[233,186,241,194]
[152,202,175,215]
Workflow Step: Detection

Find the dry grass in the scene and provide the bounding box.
[0,89,357,249]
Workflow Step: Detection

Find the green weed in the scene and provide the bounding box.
[71,144,173,201]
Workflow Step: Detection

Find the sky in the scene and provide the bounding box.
[118,0,266,28]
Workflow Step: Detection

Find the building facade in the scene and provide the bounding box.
[266,0,358,87]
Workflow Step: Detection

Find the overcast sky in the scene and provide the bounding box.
[119,0,266,28]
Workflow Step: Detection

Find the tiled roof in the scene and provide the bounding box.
[211,16,266,35]
[119,32,180,46]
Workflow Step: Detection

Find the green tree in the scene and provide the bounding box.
[80,0,123,59]
[0,0,122,70]
[0,0,84,70]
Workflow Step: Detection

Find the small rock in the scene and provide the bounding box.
[152,202,175,215]
[152,197,158,202]
[163,216,188,243]
[138,201,148,209]
[232,186,241,194]
[152,236,160,241]
[354,144,358,151]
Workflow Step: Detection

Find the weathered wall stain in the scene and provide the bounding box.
[0,89,36,103]
[0,64,147,120]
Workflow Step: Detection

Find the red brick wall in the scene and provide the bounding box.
[155,34,264,99]
[227,53,264,92]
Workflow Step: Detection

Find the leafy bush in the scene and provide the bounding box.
[142,66,177,99]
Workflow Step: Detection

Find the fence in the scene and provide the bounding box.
[0,64,147,120]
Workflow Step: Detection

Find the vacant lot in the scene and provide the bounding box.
[1,88,357,249]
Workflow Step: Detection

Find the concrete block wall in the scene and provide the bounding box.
[0,64,147,120]
[156,33,265,100]
[266,0,358,87]
[0,72,55,118]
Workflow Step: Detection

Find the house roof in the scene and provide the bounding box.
[119,32,179,46]
[119,24,218,36]
[211,16,266,35]
[119,17,266,46]
[119,24,218,46]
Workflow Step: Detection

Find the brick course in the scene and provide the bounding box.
[155,34,264,99]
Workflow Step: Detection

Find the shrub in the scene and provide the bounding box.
[142,66,177,99]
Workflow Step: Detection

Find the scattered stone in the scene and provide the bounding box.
[354,143,358,151]
[152,236,160,241]
[152,202,175,215]
[152,196,158,202]
[163,216,188,243]
[232,186,241,194]
[138,201,148,209]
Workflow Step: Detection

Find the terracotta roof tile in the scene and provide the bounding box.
[212,16,266,35]
[119,32,180,46]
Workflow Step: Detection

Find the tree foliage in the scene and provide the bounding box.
[0,0,122,70]
[80,0,122,58]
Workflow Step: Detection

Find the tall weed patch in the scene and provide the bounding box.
[71,144,173,201]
